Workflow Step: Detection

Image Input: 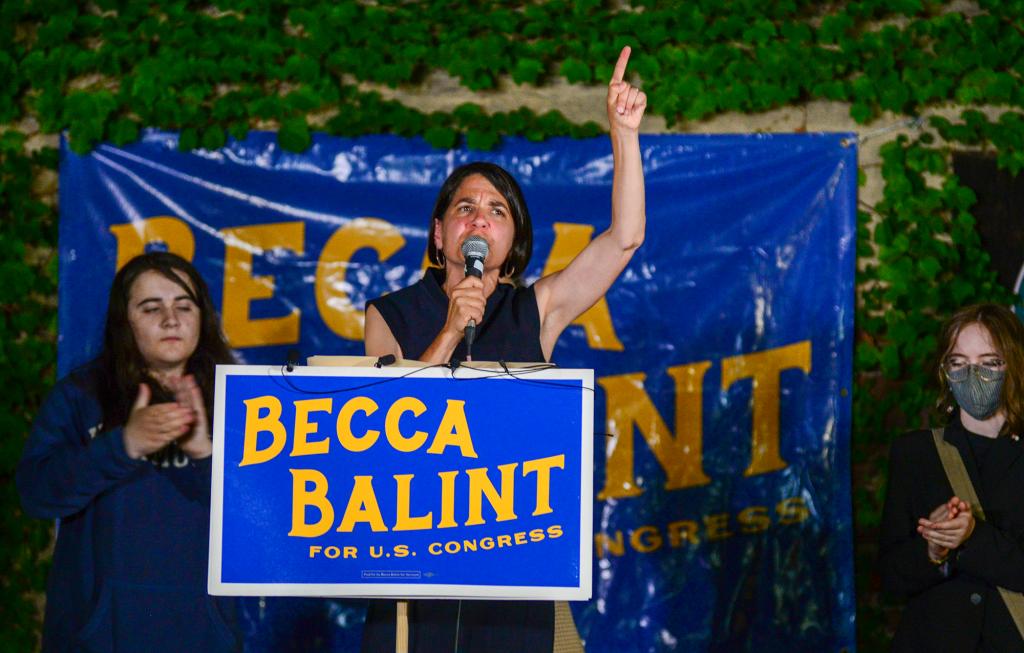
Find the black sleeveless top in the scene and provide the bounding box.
[367,268,546,363]
[361,268,556,652]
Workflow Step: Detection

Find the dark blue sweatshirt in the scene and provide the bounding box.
[17,364,240,652]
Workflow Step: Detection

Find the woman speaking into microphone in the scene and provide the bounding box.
[365,45,646,367]
[362,46,647,653]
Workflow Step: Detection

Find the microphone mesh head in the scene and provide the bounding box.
[461,235,489,260]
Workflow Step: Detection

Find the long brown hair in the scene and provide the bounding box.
[96,252,234,429]
[936,303,1024,435]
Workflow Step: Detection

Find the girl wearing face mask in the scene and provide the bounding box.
[17,252,240,653]
[879,303,1024,652]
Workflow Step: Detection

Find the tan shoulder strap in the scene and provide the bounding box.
[931,428,1024,640]
[931,428,986,520]
[553,601,584,653]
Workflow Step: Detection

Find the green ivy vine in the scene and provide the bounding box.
[2,1,1023,650]
[0,131,60,651]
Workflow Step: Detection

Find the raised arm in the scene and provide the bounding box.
[534,46,646,360]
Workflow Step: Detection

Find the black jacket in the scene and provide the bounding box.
[879,417,1024,652]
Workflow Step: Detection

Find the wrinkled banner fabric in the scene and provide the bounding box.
[59,131,856,652]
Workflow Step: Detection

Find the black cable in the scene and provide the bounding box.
[272,362,453,396]
[453,361,596,394]
[266,360,610,437]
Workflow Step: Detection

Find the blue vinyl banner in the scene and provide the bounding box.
[210,364,592,599]
[58,131,857,652]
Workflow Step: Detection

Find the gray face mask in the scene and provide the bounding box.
[946,364,1005,420]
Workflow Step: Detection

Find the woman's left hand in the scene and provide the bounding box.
[607,46,647,134]
[918,497,976,552]
[170,374,212,459]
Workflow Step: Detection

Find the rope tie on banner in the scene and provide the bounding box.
[839,116,925,148]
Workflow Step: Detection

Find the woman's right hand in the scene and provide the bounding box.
[607,46,646,136]
[123,383,197,459]
[922,502,953,561]
[444,275,486,337]
[918,497,976,560]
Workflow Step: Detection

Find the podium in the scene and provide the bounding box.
[208,360,594,601]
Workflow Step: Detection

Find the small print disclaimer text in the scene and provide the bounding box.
[361,570,422,580]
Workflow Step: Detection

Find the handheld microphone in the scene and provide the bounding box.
[460,236,489,355]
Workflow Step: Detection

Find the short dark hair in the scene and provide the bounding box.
[936,303,1024,435]
[96,251,234,429]
[426,162,533,279]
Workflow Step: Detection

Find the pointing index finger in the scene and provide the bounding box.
[610,46,631,84]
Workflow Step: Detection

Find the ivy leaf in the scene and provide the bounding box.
[511,58,545,85]
[201,126,226,151]
[878,77,910,112]
[36,13,76,49]
[780,21,812,43]
[950,278,975,305]
[465,129,499,151]
[108,119,139,146]
[560,58,591,84]
[278,117,311,153]
[917,256,941,280]
[570,121,603,139]
[893,1,924,16]
[0,130,26,156]
[424,126,458,150]
[283,55,321,85]
[984,72,1016,103]
[880,344,902,378]
[742,19,776,45]
[285,88,322,113]
[573,0,602,13]
[178,127,198,152]
[818,13,854,44]
[228,122,250,142]
[250,96,284,120]
[453,103,485,124]
[850,103,874,124]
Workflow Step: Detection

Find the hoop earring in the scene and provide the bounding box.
[437,251,446,267]
[502,261,515,277]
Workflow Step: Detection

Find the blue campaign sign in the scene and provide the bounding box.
[59,131,856,651]
[209,363,594,600]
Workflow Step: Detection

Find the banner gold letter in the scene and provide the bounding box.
[221,221,303,347]
[317,217,404,341]
[110,216,195,270]
[597,361,712,500]
[720,340,811,477]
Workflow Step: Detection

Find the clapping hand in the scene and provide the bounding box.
[918,496,975,561]
[168,374,213,460]
[123,382,197,459]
